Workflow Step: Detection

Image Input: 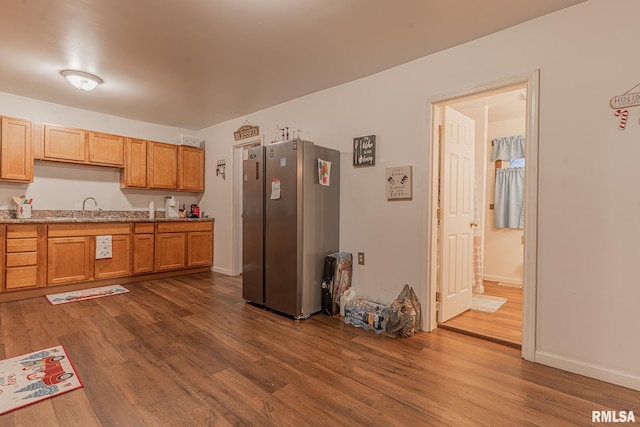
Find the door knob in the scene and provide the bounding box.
[470,221,478,227]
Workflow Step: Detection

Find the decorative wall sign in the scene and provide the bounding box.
[386,165,412,200]
[609,83,640,130]
[610,91,640,109]
[614,109,628,130]
[234,124,260,141]
[216,159,226,179]
[353,135,376,167]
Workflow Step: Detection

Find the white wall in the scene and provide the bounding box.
[200,0,640,390]
[484,118,525,285]
[0,92,200,212]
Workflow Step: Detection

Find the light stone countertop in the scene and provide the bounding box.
[0,209,213,224]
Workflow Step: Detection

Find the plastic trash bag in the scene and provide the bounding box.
[387,284,422,337]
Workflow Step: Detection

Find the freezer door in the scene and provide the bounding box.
[242,146,265,304]
[300,144,340,316]
[264,140,302,316]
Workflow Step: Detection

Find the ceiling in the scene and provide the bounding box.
[0,1,586,130]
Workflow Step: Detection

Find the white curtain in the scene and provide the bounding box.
[491,135,525,161]
[494,167,525,229]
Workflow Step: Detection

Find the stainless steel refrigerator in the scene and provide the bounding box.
[242,139,340,319]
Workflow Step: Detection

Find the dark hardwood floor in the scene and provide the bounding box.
[0,272,638,426]
[440,281,522,348]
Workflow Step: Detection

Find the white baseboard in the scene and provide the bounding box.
[211,266,233,276]
[535,351,640,392]
[483,274,523,286]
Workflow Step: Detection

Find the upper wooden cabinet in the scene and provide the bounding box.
[122,138,147,188]
[178,146,205,192]
[0,117,33,182]
[122,140,204,192]
[88,131,124,166]
[37,124,125,168]
[148,141,178,189]
[0,113,205,189]
[43,124,86,163]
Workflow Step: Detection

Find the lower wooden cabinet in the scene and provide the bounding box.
[155,221,213,271]
[133,223,155,274]
[47,223,132,285]
[155,232,186,271]
[187,231,213,267]
[0,220,213,297]
[47,236,91,285]
[95,235,131,279]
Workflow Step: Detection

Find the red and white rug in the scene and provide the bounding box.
[0,345,83,415]
[45,284,130,305]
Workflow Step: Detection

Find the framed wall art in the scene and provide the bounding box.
[353,135,376,167]
[386,165,412,200]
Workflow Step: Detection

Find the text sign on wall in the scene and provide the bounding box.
[234,125,260,141]
[353,135,376,167]
[386,165,412,200]
[610,92,640,109]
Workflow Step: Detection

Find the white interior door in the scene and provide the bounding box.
[438,106,475,322]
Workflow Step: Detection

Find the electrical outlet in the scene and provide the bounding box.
[358,252,365,265]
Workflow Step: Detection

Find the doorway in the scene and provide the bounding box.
[441,86,526,347]
[425,71,539,361]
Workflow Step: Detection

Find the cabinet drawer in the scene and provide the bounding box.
[157,221,212,233]
[6,238,37,252]
[134,223,155,234]
[6,266,38,289]
[6,252,37,267]
[7,225,38,238]
[48,223,131,237]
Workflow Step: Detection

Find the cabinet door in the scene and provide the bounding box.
[95,235,131,279]
[47,237,91,285]
[122,138,147,188]
[132,233,155,274]
[178,146,204,192]
[44,125,86,162]
[148,142,177,189]
[1,117,33,182]
[155,232,185,271]
[187,231,213,267]
[88,132,124,166]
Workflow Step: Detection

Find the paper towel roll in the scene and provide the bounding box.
[149,201,155,219]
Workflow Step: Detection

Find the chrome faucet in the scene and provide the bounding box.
[82,197,98,218]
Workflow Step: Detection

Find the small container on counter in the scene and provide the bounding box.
[16,203,32,219]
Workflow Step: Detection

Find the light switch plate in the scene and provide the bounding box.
[358,252,365,265]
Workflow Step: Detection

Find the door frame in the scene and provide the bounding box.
[424,70,539,361]
[231,134,264,276]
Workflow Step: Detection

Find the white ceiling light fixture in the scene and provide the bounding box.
[60,70,103,91]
